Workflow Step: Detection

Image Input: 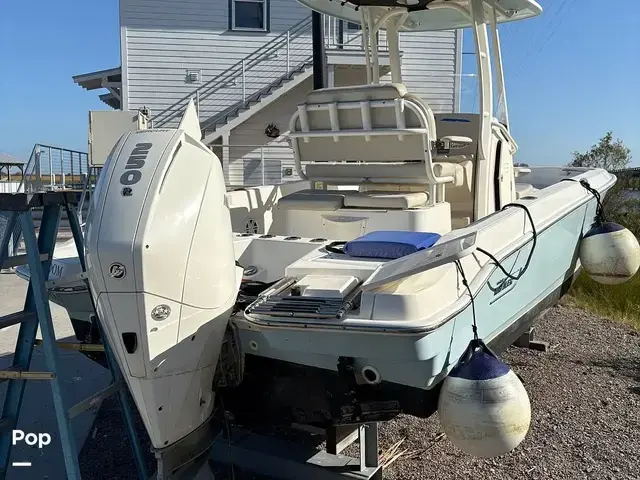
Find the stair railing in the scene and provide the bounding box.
[198,22,316,136]
[198,18,388,137]
[15,144,41,195]
[151,15,389,133]
[151,16,314,129]
[219,143,296,187]
[323,15,389,51]
[16,144,89,194]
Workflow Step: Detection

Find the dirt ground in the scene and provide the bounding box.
[79,305,640,480]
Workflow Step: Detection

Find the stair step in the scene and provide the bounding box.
[198,59,314,139]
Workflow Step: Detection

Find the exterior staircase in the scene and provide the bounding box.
[200,63,314,144]
[151,16,316,143]
[151,15,383,145]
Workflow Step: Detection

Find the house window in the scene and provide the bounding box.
[346,21,361,31]
[231,0,268,31]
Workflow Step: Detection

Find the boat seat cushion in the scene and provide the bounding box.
[278,189,429,211]
[305,161,465,186]
[343,191,429,209]
[277,189,358,211]
[344,230,441,259]
[515,183,536,199]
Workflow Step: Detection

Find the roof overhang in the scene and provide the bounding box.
[0,153,25,167]
[72,67,122,109]
[99,93,121,109]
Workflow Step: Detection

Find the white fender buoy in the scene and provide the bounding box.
[438,339,531,458]
[579,221,640,285]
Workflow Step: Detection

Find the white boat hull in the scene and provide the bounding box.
[215,167,614,425]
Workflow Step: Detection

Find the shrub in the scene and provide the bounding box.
[565,172,640,329]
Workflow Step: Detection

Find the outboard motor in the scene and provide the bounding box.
[84,100,241,449]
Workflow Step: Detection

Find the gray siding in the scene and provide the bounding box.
[226,77,313,186]
[336,28,460,113]
[121,0,461,121]
[393,30,460,113]
[121,0,312,119]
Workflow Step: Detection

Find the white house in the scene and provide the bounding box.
[73,0,462,186]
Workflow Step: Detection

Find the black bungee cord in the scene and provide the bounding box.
[560,178,606,225]
[456,201,538,338]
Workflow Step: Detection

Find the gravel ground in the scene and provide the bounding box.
[378,305,640,480]
[79,305,640,479]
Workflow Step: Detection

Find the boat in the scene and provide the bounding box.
[15,237,100,341]
[17,0,629,459]
[14,183,308,343]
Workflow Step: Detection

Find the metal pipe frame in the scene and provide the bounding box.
[488,0,509,128]
[470,0,494,220]
[289,98,451,190]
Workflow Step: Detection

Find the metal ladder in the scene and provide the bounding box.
[0,192,148,479]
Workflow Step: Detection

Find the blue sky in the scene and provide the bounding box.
[461,0,640,166]
[1,0,638,167]
[0,1,120,160]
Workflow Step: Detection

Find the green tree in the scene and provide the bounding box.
[568,131,631,171]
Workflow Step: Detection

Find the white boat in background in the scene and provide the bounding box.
[16,0,640,465]
[15,238,98,341]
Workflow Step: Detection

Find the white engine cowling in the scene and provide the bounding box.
[438,340,531,458]
[84,101,241,449]
[579,221,640,285]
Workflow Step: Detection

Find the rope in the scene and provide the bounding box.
[560,178,606,225]
[456,202,537,338]
[325,241,347,254]
[455,260,478,340]
[476,203,537,281]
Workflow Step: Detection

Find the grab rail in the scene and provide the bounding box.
[492,120,518,155]
[288,97,452,198]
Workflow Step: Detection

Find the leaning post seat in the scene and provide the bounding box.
[287,83,466,204]
[277,189,431,210]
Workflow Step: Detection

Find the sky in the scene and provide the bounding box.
[461,0,640,166]
[0,0,639,167]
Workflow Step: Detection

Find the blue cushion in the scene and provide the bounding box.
[343,231,441,259]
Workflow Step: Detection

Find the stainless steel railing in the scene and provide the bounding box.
[16,144,90,194]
